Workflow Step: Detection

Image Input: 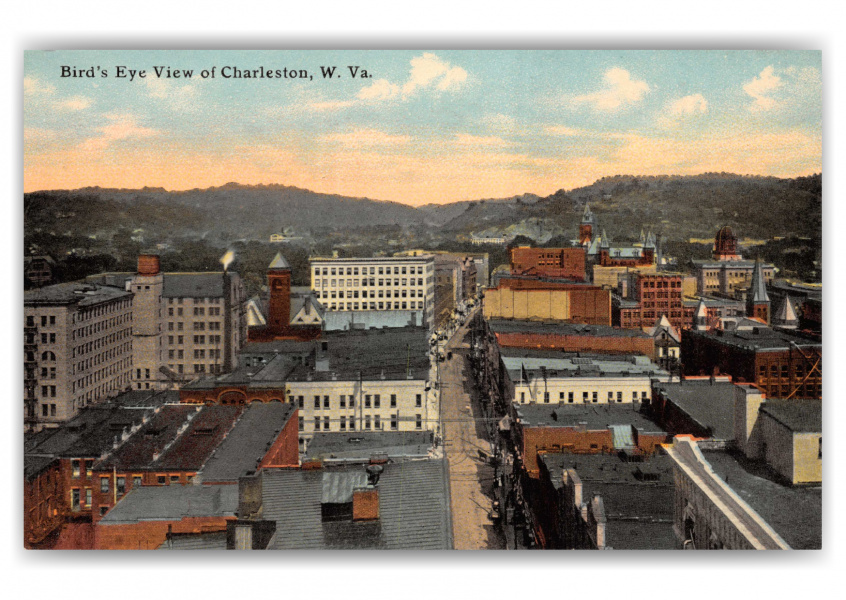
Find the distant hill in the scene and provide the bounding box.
[25,173,821,249]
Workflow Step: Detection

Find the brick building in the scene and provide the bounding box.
[681,327,822,399]
[24,456,63,548]
[249,254,322,342]
[488,320,655,358]
[484,284,611,325]
[612,272,693,332]
[509,246,587,282]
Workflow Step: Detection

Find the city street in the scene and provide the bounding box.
[440,310,506,550]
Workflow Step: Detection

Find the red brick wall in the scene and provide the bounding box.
[91,471,198,524]
[510,248,587,281]
[95,516,233,550]
[259,409,300,469]
[494,331,654,357]
[267,270,291,332]
[520,427,614,478]
[24,461,64,548]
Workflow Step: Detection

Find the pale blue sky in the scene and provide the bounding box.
[24,50,822,204]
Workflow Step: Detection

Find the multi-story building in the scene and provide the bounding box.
[90,254,248,388]
[509,246,587,282]
[612,271,692,332]
[484,283,611,325]
[681,326,822,399]
[25,282,134,431]
[179,327,437,451]
[310,255,436,329]
[488,320,655,358]
[502,351,668,407]
[692,226,775,298]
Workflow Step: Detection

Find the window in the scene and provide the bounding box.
[415,414,422,430]
[416,394,422,407]
[314,417,320,431]
[583,392,589,403]
[71,489,80,511]
[298,417,304,431]
[592,392,598,403]
[170,475,179,484]
[117,477,125,496]
[633,391,639,401]
[391,414,398,430]
[324,416,330,431]
[365,395,371,408]
[298,396,304,409]
[133,476,142,488]
[72,459,81,478]
[543,392,550,403]
[390,394,397,408]
[157,475,167,485]
[608,391,614,402]
[100,477,109,494]
[86,460,92,477]
[617,392,623,403]
[365,416,371,430]
[340,416,346,431]
[374,415,381,430]
[568,392,574,403]
[323,396,330,409]
[314,396,321,409]
[374,394,380,408]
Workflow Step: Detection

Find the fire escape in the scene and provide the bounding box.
[24,320,39,431]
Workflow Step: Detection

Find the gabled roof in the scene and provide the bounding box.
[647,314,681,343]
[268,253,291,270]
[773,296,798,324]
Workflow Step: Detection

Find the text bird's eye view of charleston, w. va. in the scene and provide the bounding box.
[23,49,822,551]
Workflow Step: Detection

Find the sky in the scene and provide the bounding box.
[23,50,822,206]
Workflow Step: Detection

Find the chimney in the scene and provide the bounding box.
[351,465,382,521]
[137,254,160,275]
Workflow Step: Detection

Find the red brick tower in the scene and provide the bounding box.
[713,225,741,261]
[267,253,291,334]
[579,204,596,246]
[746,258,771,325]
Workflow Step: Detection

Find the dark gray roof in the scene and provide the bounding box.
[760,400,822,433]
[323,310,424,331]
[261,460,452,549]
[24,455,59,480]
[157,531,228,550]
[488,320,650,338]
[653,381,738,441]
[162,273,226,298]
[25,282,131,307]
[749,259,770,303]
[99,484,239,525]
[539,453,676,549]
[199,403,297,483]
[513,403,666,435]
[702,450,822,549]
[685,327,822,352]
[304,431,434,463]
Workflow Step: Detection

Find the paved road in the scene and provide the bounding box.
[440,312,505,550]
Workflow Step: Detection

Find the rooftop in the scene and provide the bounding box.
[260,460,452,549]
[702,450,822,549]
[513,403,666,435]
[162,272,229,298]
[653,380,739,441]
[99,484,239,525]
[199,403,297,483]
[539,452,676,549]
[157,531,228,550]
[323,310,424,331]
[760,399,822,433]
[503,353,666,380]
[488,320,650,338]
[152,405,242,471]
[25,282,132,307]
[311,255,433,263]
[685,327,822,352]
[304,431,435,463]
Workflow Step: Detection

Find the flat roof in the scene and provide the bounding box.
[760,399,822,433]
[503,354,666,380]
[162,272,227,298]
[260,460,452,550]
[685,327,822,352]
[199,403,297,483]
[311,256,433,263]
[304,431,434,462]
[702,450,822,549]
[513,403,666,435]
[99,484,238,525]
[25,282,132,307]
[539,453,676,549]
[488,320,650,338]
[653,381,739,441]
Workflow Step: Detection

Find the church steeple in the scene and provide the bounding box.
[579,203,596,246]
[746,258,770,325]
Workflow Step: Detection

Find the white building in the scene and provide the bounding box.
[502,352,669,406]
[310,255,435,329]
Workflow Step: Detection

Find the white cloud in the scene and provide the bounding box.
[357,79,400,101]
[305,52,468,112]
[54,96,92,111]
[402,53,467,97]
[79,113,160,152]
[743,66,783,112]
[572,68,650,111]
[24,76,55,96]
[320,128,411,149]
[670,94,708,116]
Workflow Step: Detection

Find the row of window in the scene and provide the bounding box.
[73,329,132,357]
[315,277,426,289]
[168,297,222,304]
[167,306,223,317]
[519,390,649,403]
[327,301,424,311]
[74,344,132,376]
[298,393,423,410]
[301,414,423,431]
[70,298,132,324]
[167,321,222,331]
[72,314,131,340]
[314,265,426,277]
[318,288,425,299]
[72,361,130,394]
